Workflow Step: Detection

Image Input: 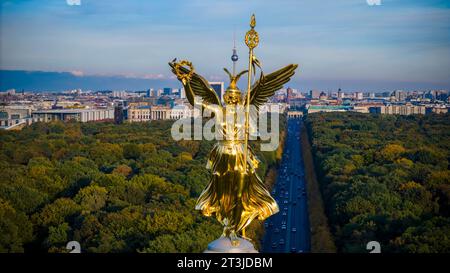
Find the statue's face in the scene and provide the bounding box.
[224,92,241,105]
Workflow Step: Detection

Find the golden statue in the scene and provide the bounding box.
[169,15,298,248]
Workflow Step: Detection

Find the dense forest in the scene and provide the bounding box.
[305,112,450,253]
[0,119,281,253]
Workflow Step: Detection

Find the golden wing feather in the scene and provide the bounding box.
[169,62,222,107]
[245,64,298,110]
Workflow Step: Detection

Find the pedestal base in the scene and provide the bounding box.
[204,237,258,253]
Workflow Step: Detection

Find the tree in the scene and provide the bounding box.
[74,185,108,211]
[123,143,142,160]
[112,164,133,177]
[0,198,33,253]
[45,222,70,247]
[33,198,81,227]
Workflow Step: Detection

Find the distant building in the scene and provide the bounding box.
[286,87,294,104]
[337,88,344,100]
[260,103,288,114]
[426,105,448,114]
[287,111,303,118]
[209,82,225,102]
[112,90,127,98]
[307,105,352,114]
[114,102,125,124]
[171,88,180,97]
[157,96,175,108]
[170,104,195,119]
[310,90,321,99]
[354,92,363,100]
[0,105,33,129]
[393,90,407,102]
[128,105,171,122]
[32,108,114,123]
[129,106,151,122]
[369,104,426,115]
[319,92,328,100]
[163,88,172,95]
[0,89,16,96]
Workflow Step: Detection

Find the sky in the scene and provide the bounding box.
[1,0,450,92]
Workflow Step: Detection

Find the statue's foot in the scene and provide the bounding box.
[230,231,240,247]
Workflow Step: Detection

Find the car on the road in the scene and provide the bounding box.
[264,222,269,228]
[272,242,277,248]
[283,200,288,204]
[282,211,287,216]
[281,225,286,230]
[292,227,297,233]
[279,239,285,245]
[274,228,279,233]
[290,247,297,253]
[281,220,286,225]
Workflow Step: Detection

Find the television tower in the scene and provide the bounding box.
[231,30,239,76]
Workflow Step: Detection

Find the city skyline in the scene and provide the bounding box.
[1,0,450,91]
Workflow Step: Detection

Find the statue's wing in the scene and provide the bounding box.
[169,62,222,107]
[245,64,298,110]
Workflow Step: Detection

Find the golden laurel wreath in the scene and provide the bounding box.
[174,60,195,82]
[245,29,259,49]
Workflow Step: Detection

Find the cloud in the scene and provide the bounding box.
[117,73,167,80]
[68,71,170,80]
[66,0,81,6]
[70,70,84,77]
[142,74,166,80]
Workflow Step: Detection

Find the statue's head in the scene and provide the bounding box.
[223,68,248,105]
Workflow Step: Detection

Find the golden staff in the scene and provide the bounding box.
[242,15,259,239]
[243,14,259,173]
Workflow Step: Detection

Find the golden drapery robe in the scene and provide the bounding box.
[195,106,279,235]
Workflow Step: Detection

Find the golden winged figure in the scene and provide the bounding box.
[168,16,298,247]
